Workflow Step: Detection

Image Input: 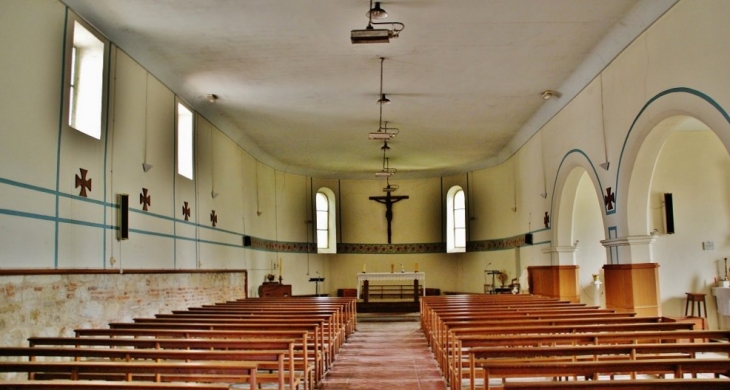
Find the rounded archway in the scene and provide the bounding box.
[628,115,730,325]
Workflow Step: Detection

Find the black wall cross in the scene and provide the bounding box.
[369,191,409,244]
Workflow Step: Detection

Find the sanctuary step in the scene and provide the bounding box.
[357,301,420,313]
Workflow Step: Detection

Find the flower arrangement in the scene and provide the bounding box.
[497,270,509,286]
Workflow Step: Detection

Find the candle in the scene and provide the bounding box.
[391,264,394,273]
[362,264,366,273]
[415,262,419,272]
[279,258,282,277]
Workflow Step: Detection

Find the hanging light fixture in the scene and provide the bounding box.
[351,1,404,44]
[369,58,399,140]
[381,141,390,150]
[366,1,388,19]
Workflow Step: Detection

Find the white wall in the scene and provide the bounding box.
[2,1,730,328]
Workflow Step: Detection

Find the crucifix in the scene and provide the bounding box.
[369,191,409,244]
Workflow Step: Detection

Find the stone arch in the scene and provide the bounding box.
[615,88,730,238]
[551,150,607,255]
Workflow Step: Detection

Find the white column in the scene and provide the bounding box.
[542,246,578,266]
[600,235,657,264]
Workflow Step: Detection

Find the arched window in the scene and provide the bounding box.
[315,188,337,253]
[446,186,466,253]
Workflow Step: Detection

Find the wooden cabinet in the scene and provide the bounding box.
[603,263,660,316]
[258,282,292,297]
[528,265,579,302]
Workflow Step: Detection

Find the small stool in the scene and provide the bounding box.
[684,292,707,317]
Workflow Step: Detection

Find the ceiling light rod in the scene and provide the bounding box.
[378,57,390,105]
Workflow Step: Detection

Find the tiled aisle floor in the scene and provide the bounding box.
[318,319,447,390]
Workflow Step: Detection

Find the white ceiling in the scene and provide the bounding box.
[62,0,677,180]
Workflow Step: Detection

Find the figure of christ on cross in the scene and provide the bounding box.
[369,191,409,244]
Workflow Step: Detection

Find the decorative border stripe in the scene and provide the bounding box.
[467,233,533,252]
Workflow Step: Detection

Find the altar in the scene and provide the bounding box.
[357,272,425,303]
[711,287,730,330]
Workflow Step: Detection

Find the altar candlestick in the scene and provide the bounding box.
[415,263,419,272]
[362,264,366,273]
[391,264,394,273]
[279,258,282,277]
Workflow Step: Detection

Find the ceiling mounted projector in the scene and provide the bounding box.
[351,27,392,44]
[368,131,395,140]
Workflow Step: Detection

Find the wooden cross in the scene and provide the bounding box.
[140,188,151,211]
[182,201,191,221]
[369,191,409,244]
[75,168,92,197]
[210,210,218,227]
[604,187,615,211]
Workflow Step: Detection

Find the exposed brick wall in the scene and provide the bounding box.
[0,272,247,347]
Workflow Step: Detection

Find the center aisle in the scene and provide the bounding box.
[318,319,447,390]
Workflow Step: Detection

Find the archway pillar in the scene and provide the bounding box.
[529,246,579,302]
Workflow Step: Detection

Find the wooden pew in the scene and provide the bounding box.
[146,312,344,363]
[108,319,327,384]
[445,321,696,386]
[3,343,292,390]
[467,342,730,390]
[0,380,233,389]
[501,378,730,389]
[68,330,313,390]
[480,359,730,390]
[0,361,257,390]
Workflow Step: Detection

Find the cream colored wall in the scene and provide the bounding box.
[3,0,730,327]
[573,172,608,306]
[650,130,730,328]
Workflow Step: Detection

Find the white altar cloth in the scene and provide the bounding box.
[357,272,425,299]
[711,287,730,330]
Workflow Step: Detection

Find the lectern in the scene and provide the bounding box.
[309,277,325,296]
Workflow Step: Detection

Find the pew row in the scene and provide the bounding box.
[0,361,257,390]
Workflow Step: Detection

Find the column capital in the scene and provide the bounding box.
[600,234,657,248]
[600,234,657,264]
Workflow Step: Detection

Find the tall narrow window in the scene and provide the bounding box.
[177,102,194,180]
[316,193,329,249]
[454,190,466,247]
[316,188,337,254]
[64,17,108,139]
[447,186,466,253]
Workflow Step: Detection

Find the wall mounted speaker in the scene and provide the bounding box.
[117,194,129,240]
[524,233,533,245]
[243,235,252,247]
[664,193,675,234]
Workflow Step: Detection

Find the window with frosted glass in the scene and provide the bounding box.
[454,190,466,247]
[177,102,194,180]
[316,192,329,249]
[65,18,108,139]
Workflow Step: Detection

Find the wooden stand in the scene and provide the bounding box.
[258,282,292,297]
[527,265,579,302]
[603,263,660,316]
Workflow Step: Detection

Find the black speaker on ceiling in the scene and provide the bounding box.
[117,194,129,240]
[664,193,675,234]
[243,235,252,247]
